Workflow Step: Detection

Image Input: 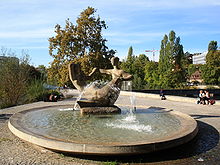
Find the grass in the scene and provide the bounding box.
[0,137,11,142]
[103,161,118,165]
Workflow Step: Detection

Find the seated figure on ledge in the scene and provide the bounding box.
[68,57,133,109]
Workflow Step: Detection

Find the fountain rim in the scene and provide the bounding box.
[8,105,198,155]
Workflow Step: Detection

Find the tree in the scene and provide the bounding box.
[48,7,115,86]
[128,46,133,58]
[159,34,170,73]
[202,41,220,84]
[206,50,220,67]
[208,41,218,51]
[0,53,30,108]
[144,61,159,89]
[187,64,201,78]
[206,41,220,66]
[120,46,135,74]
[36,65,48,81]
[158,30,186,88]
[201,64,220,84]
[120,47,149,90]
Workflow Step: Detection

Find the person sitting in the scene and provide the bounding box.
[209,93,215,105]
[198,90,204,104]
[160,89,166,100]
[204,90,210,105]
[49,94,58,102]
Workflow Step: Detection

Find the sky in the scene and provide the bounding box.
[0,0,220,66]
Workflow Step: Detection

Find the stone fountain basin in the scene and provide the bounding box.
[8,105,198,155]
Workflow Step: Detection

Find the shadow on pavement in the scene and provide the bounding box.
[0,114,13,122]
[61,121,219,163]
[190,114,220,119]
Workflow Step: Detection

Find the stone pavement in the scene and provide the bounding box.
[0,90,220,165]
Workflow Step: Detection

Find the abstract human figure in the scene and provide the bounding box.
[68,57,132,107]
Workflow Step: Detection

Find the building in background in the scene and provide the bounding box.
[189,70,203,84]
[192,51,208,64]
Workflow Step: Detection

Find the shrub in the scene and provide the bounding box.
[25,79,47,102]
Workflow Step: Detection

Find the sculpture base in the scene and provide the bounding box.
[77,100,121,114]
[80,106,121,114]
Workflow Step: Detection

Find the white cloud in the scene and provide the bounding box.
[0,29,54,38]
[113,0,220,9]
[104,31,164,38]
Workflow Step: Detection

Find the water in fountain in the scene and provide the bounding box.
[105,81,152,133]
[19,105,182,144]
[130,92,136,112]
[106,113,152,133]
[73,90,84,110]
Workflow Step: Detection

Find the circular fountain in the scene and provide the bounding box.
[8,57,198,155]
[8,104,198,155]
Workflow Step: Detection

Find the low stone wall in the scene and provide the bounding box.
[120,91,220,105]
[131,89,220,99]
[57,89,219,106]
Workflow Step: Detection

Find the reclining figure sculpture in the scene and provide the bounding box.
[68,57,132,113]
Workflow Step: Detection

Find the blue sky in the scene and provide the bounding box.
[0,0,219,66]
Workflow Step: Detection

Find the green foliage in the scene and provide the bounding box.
[103,161,118,165]
[208,40,218,51]
[36,65,48,81]
[187,64,197,77]
[0,48,49,108]
[26,79,47,102]
[203,41,220,85]
[48,7,115,86]
[187,64,203,79]
[201,64,220,84]
[158,30,186,89]
[206,50,220,66]
[132,73,144,90]
[120,46,136,74]
[144,61,159,89]
[0,54,30,108]
[120,48,149,90]
[128,46,133,57]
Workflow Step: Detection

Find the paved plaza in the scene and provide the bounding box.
[0,91,220,165]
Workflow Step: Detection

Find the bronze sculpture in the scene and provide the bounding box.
[68,57,132,113]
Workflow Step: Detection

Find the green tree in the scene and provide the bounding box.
[120,46,135,74]
[202,41,220,84]
[144,61,159,89]
[187,64,201,78]
[48,7,115,86]
[158,30,186,88]
[0,49,49,108]
[206,50,220,66]
[0,53,30,108]
[128,46,133,58]
[201,64,220,84]
[132,54,149,89]
[208,41,218,51]
[121,47,149,90]
[37,65,48,81]
[159,34,170,73]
